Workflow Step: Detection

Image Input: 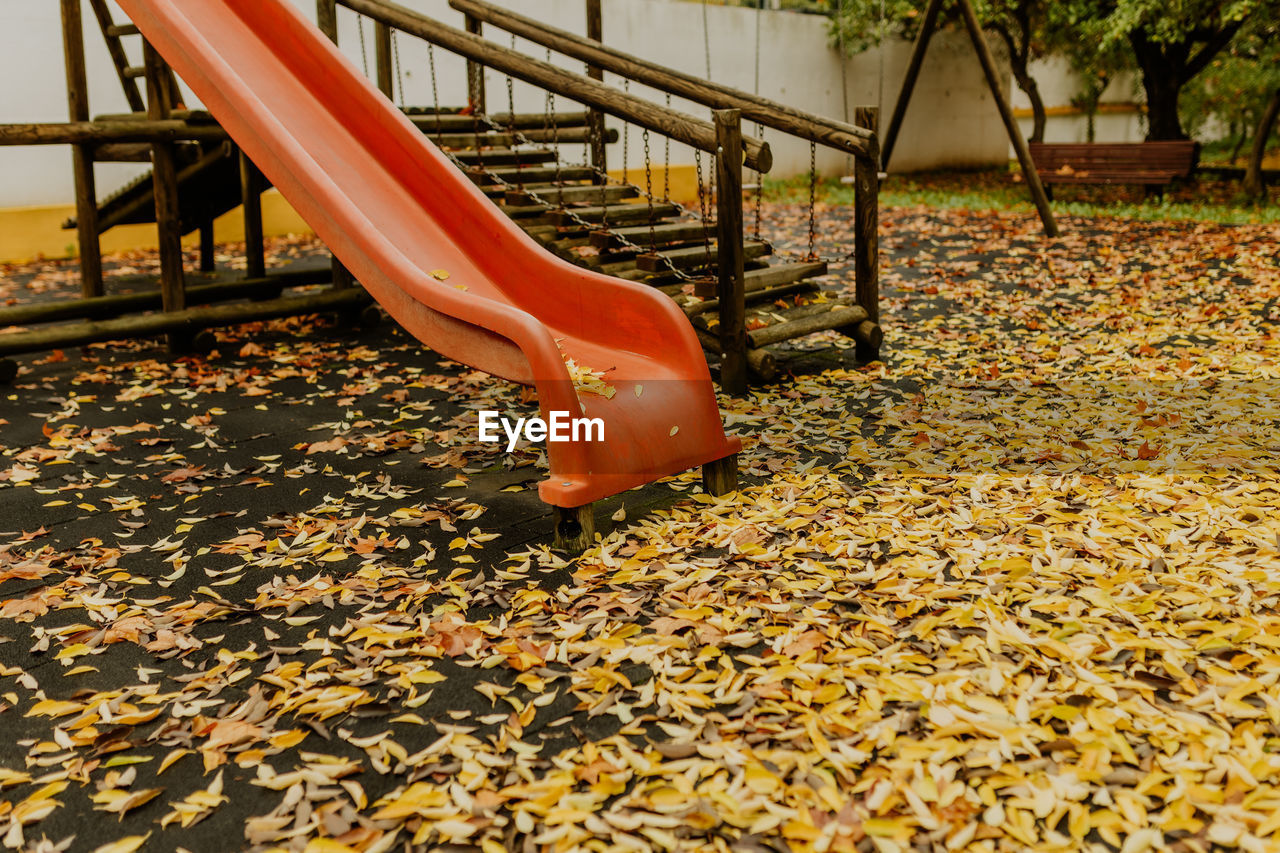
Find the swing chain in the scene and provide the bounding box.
[357,15,369,77]
[695,149,713,275]
[663,94,672,201]
[506,35,522,188]
[643,128,656,251]
[426,43,442,135]
[391,31,404,108]
[806,141,818,261]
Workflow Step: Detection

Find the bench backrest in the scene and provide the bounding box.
[1029,141,1198,175]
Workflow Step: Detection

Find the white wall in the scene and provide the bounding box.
[0,0,1012,210]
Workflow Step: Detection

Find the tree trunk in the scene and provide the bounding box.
[1244,87,1280,199]
[1139,68,1188,140]
[1013,67,1047,143]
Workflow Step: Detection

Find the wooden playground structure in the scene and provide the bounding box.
[0,0,882,396]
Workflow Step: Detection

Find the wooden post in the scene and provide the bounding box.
[464,14,486,113]
[853,106,881,362]
[144,41,188,350]
[198,221,216,273]
[702,454,738,496]
[239,151,266,280]
[317,0,339,41]
[61,0,104,298]
[954,0,1058,237]
[375,21,394,98]
[317,0,356,290]
[584,0,607,176]
[879,0,943,171]
[714,109,747,395]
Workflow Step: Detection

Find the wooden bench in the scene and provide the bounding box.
[1029,141,1198,199]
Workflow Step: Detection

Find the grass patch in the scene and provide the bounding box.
[763,167,1280,226]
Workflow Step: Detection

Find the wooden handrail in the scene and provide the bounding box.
[449,0,877,164]
[337,0,772,172]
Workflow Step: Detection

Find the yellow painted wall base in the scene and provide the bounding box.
[607,165,699,205]
[0,190,312,264]
[0,165,702,264]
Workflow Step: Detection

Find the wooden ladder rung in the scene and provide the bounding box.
[635,240,771,272]
[450,148,558,165]
[506,185,636,207]
[551,201,681,226]
[106,24,141,37]
[478,165,597,184]
[591,220,713,249]
[683,279,819,317]
[123,65,146,79]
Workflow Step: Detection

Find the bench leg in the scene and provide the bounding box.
[553,504,595,553]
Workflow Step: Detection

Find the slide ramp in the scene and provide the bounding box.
[114,0,740,508]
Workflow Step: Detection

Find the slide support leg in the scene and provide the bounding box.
[554,504,595,553]
[703,454,738,496]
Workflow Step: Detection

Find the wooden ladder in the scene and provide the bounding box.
[85,0,183,115]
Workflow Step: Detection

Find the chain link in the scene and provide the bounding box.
[357,16,369,78]
[391,31,404,108]
[643,128,656,252]
[807,141,817,261]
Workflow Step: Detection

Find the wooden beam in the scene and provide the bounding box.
[144,41,188,351]
[61,0,104,298]
[880,0,943,170]
[584,0,607,174]
[0,121,228,146]
[953,0,1058,237]
[317,0,339,42]
[714,110,748,395]
[853,105,881,362]
[463,14,486,113]
[449,0,874,164]
[338,0,772,172]
[375,21,394,98]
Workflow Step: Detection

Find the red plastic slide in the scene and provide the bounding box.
[115,0,740,509]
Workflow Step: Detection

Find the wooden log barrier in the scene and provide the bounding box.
[0,287,372,358]
[0,270,329,328]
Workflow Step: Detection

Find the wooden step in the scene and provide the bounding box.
[476,165,598,185]
[449,148,559,166]
[636,241,771,272]
[682,278,821,317]
[551,201,682,226]
[506,184,636,206]
[591,220,712,249]
[424,127,600,149]
[106,23,140,37]
[679,263,828,316]
[124,65,145,79]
